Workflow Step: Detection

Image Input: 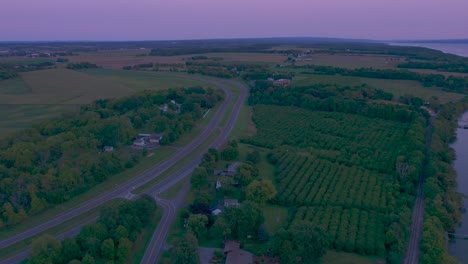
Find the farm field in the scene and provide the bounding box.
[65,50,286,68]
[0,69,214,138]
[295,53,402,69]
[246,105,408,172]
[241,103,423,259]
[292,73,465,103]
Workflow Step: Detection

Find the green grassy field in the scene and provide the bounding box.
[159,178,188,200]
[292,73,465,103]
[67,50,286,68]
[262,205,288,233]
[0,69,216,138]
[295,54,401,69]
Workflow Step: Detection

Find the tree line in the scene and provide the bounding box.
[0,61,55,80]
[66,62,99,70]
[398,61,468,74]
[248,81,417,123]
[420,99,468,264]
[290,64,468,93]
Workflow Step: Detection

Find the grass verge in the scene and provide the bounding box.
[159,178,189,200]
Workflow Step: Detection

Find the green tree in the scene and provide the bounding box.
[114,225,129,241]
[221,147,238,161]
[60,238,82,263]
[190,167,208,191]
[210,217,231,240]
[187,214,209,239]
[101,238,115,260]
[170,233,200,264]
[290,221,328,262]
[116,238,132,263]
[246,180,277,205]
[29,234,62,264]
[222,201,264,239]
[246,150,261,164]
[270,221,328,264]
[81,254,96,264]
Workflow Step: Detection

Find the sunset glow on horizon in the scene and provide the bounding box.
[1,0,467,41]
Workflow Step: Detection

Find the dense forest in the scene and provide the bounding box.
[22,195,157,264]
[0,87,223,228]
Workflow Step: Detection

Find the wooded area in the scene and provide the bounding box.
[0,87,223,228]
[22,195,158,264]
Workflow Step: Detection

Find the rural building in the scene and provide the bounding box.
[159,104,169,112]
[224,241,253,264]
[272,79,291,86]
[132,133,164,149]
[103,146,114,152]
[159,100,181,114]
[215,162,241,177]
[215,180,222,190]
[223,198,240,207]
[212,208,222,216]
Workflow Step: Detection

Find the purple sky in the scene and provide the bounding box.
[1,0,467,41]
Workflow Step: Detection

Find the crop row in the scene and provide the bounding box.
[249,105,408,172]
[275,153,391,213]
[292,206,386,256]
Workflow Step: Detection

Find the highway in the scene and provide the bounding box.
[141,78,247,263]
[0,75,247,263]
[403,113,437,264]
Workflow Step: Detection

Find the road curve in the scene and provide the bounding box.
[140,79,248,263]
[0,75,240,260]
[403,113,437,264]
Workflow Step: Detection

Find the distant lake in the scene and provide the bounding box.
[391,43,468,58]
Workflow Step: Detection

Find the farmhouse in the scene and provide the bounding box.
[212,208,222,216]
[132,133,164,149]
[272,79,291,86]
[215,162,241,176]
[159,100,182,114]
[103,146,114,152]
[223,198,240,207]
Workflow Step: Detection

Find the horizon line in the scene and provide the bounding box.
[0,36,467,43]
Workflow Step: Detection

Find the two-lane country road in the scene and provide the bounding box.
[403,112,438,264]
[140,79,248,263]
[0,75,246,263]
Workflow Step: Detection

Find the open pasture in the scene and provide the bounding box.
[0,69,214,138]
[295,53,403,69]
[66,49,287,68]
